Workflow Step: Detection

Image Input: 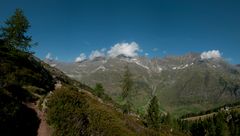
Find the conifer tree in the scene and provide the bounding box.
[121,65,133,114]
[121,65,132,99]
[94,83,104,97]
[1,8,33,51]
[146,96,161,130]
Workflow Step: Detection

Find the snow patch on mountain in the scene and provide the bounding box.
[172,63,194,70]
[182,64,189,69]
[134,60,150,70]
[91,65,107,73]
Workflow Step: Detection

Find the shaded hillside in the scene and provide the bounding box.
[0,43,54,135]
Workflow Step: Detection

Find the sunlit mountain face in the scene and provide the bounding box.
[46,52,240,117]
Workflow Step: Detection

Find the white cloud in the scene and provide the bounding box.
[89,50,105,60]
[75,53,87,62]
[46,52,53,60]
[200,50,221,60]
[107,42,140,58]
[145,53,149,56]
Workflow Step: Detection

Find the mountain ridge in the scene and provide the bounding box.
[46,53,240,117]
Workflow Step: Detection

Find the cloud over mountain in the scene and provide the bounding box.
[201,50,221,60]
[89,50,105,60]
[75,53,86,62]
[107,42,140,58]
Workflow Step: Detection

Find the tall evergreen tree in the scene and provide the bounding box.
[121,65,133,99]
[146,96,161,130]
[0,8,33,51]
[121,65,133,114]
[94,83,104,97]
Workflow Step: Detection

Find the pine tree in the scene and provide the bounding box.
[0,9,33,51]
[146,96,161,130]
[94,83,104,97]
[121,65,133,99]
[121,65,133,114]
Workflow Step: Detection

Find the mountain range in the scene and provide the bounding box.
[46,53,240,117]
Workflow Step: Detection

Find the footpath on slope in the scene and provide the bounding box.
[182,112,217,121]
[25,102,52,136]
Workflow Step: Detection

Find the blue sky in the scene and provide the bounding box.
[1,0,240,63]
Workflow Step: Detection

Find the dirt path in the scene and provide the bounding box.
[182,112,217,121]
[182,107,240,121]
[25,103,52,136]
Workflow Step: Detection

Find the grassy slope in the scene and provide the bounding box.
[46,86,187,136]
